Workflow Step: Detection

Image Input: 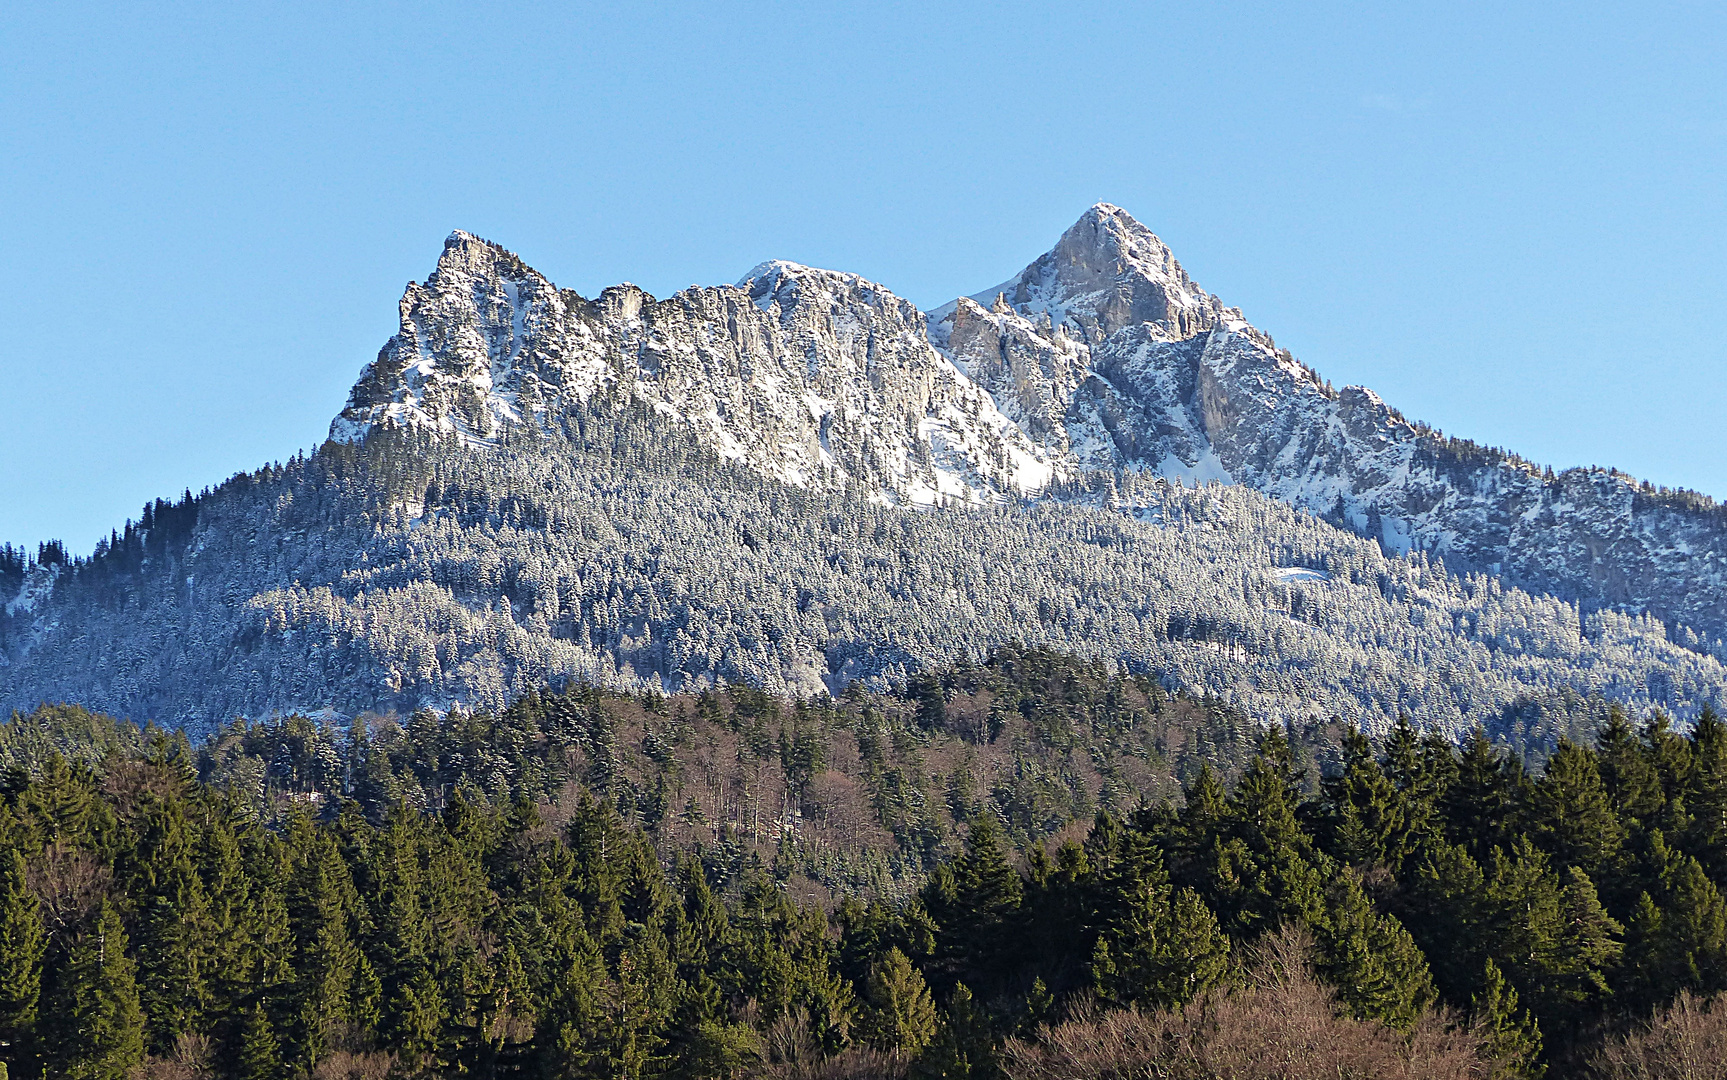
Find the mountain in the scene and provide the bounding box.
[3,206,1725,736]
[933,205,1727,646]
[331,232,1055,503]
[335,207,1727,647]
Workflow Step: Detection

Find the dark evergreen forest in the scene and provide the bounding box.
[3,651,1727,1079]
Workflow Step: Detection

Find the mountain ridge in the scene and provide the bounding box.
[331,205,1727,648]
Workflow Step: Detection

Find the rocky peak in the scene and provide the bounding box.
[982,203,1221,344]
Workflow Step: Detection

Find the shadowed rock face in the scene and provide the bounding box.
[339,205,1727,643]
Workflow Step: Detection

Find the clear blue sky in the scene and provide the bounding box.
[3,2,1724,555]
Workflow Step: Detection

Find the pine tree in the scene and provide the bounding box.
[0,849,43,1071]
[48,903,145,1080]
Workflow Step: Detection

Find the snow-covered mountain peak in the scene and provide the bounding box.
[949,203,1225,346]
[332,233,1056,501]
[735,259,920,324]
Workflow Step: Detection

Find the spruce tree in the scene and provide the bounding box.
[0,849,43,1071]
[1399,840,1490,1003]
[21,754,93,846]
[858,947,938,1055]
[1619,831,1727,1010]
[1527,739,1623,876]
[1686,705,1727,883]
[48,903,145,1080]
[912,982,996,1080]
[235,1003,283,1080]
[284,833,360,1070]
[1444,728,1525,859]
[1091,868,1229,1010]
[1205,728,1327,935]
[1483,841,1621,1035]
[1315,871,1436,1027]
[1471,958,1544,1080]
[1595,706,1663,824]
[1323,726,1406,868]
[126,794,215,1054]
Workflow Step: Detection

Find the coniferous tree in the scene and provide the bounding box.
[1400,840,1491,1003]
[47,903,144,1080]
[235,1003,283,1080]
[0,849,43,1071]
[858,947,937,1055]
[284,830,360,1070]
[1595,706,1663,824]
[913,982,996,1080]
[1202,728,1327,935]
[1618,831,1727,1011]
[1686,705,1727,883]
[126,793,215,1054]
[1090,864,1230,1011]
[1472,958,1544,1080]
[1323,726,1406,868]
[1444,728,1525,859]
[1312,869,1436,1027]
[1527,739,1623,877]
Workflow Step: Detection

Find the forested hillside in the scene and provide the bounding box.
[4,657,1727,1078]
[5,410,1723,739]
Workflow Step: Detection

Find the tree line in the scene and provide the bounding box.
[3,667,1727,1076]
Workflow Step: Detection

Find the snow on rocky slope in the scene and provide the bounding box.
[934,204,1727,648]
[331,233,1055,505]
[333,205,1727,649]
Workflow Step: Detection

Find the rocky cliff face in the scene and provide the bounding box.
[331,234,1055,505]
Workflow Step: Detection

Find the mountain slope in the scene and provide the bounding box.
[2,418,1722,738]
[339,207,1727,648]
[931,204,1727,647]
[4,206,1726,735]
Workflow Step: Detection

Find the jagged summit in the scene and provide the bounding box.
[332,232,1055,502]
[931,204,1243,346]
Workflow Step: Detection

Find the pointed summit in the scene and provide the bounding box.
[430,229,544,287]
[960,203,1222,344]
